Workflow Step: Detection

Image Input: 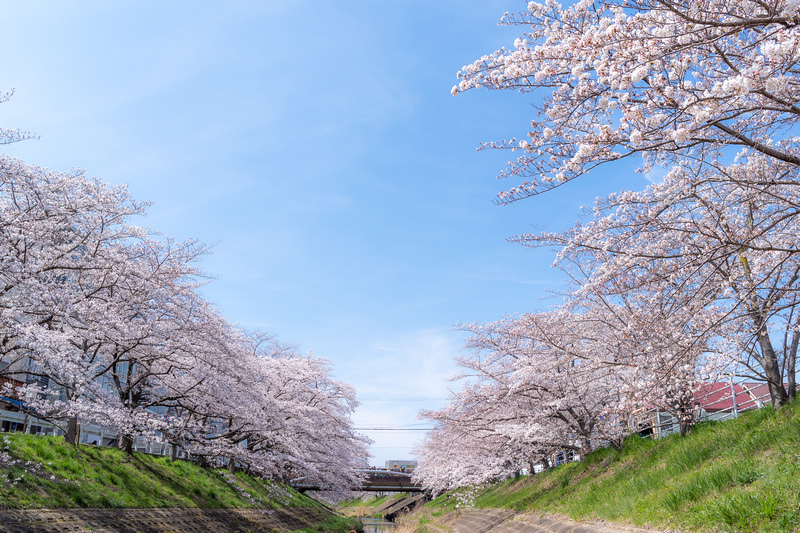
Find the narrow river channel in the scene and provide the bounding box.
[361,517,396,532]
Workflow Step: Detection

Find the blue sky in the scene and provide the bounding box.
[0,1,646,464]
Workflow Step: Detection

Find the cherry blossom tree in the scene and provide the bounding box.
[413,417,523,497]
[0,155,150,442]
[460,312,631,454]
[416,0,800,494]
[568,287,716,435]
[79,236,212,453]
[0,150,368,489]
[0,89,37,146]
[415,309,636,493]
[0,89,368,485]
[413,290,723,492]
[519,154,800,409]
[451,0,800,411]
[168,332,370,490]
[453,0,800,201]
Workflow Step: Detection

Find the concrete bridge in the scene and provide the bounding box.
[290,469,423,493]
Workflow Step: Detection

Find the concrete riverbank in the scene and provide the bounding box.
[0,507,335,532]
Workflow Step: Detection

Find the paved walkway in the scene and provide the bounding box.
[397,508,670,533]
[0,507,333,532]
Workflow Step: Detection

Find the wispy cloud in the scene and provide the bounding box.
[341,327,461,463]
[644,165,668,184]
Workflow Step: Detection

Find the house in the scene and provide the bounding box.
[0,356,175,456]
[640,380,777,438]
[694,381,765,418]
[0,372,60,436]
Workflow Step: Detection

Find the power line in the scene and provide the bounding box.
[355,427,433,431]
[357,398,448,402]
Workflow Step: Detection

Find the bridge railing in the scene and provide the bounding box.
[290,469,423,493]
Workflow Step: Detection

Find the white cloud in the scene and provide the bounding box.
[644,165,668,184]
[344,327,462,464]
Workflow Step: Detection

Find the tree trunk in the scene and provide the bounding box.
[64,416,79,445]
[580,436,592,458]
[118,434,134,454]
[788,331,798,402]
[757,327,789,409]
[227,456,236,474]
[679,416,692,437]
[742,246,789,409]
[610,435,626,450]
[170,442,178,462]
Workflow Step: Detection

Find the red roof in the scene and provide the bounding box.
[694,382,774,412]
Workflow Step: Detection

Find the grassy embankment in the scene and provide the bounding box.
[339,492,410,518]
[0,433,314,509]
[0,433,362,531]
[413,399,800,532]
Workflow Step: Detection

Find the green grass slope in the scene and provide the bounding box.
[426,400,800,532]
[0,433,320,510]
[339,493,410,518]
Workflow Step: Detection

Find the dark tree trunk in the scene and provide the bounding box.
[580,436,592,457]
[679,416,692,437]
[742,244,789,409]
[610,436,626,450]
[64,416,79,445]
[118,434,134,454]
[788,331,798,402]
[170,442,178,461]
[757,328,789,409]
[677,399,693,437]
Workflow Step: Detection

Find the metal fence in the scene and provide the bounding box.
[527,378,781,476]
[634,378,776,439]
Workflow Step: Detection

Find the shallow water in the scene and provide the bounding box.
[361,517,396,532]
